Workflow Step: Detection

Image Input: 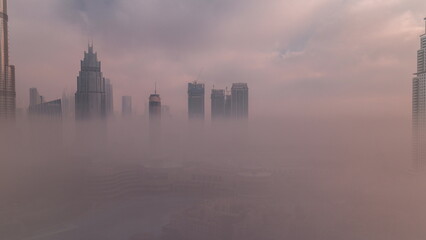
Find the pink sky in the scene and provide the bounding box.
[8,0,426,118]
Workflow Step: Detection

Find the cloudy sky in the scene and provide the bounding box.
[8,0,426,118]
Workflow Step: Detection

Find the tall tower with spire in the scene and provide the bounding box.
[75,44,106,120]
[0,0,16,119]
[413,18,426,169]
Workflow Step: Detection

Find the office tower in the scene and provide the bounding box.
[149,92,161,122]
[28,99,62,120]
[29,88,43,107]
[211,89,225,120]
[105,78,114,116]
[122,96,132,116]
[0,0,15,119]
[231,83,249,119]
[75,44,106,120]
[413,18,426,169]
[188,81,205,120]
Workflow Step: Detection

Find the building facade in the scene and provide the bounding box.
[29,88,43,107]
[28,99,62,120]
[122,96,132,116]
[149,93,161,122]
[105,78,114,116]
[231,83,249,119]
[413,18,426,169]
[75,44,106,120]
[211,89,225,120]
[0,0,15,119]
[188,82,205,120]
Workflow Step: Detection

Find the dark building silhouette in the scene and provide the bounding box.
[0,0,16,119]
[149,92,161,122]
[122,96,132,116]
[188,81,205,120]
[75,44,107,120]
[211,89,226,120]
[231,83,249,119]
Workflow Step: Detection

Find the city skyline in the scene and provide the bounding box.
[9,1,426,119]
[2,1,426,239]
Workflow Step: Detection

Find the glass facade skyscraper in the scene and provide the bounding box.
[413,18,426,169]
[0,0,15,119]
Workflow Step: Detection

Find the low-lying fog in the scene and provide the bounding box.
[0,114,421,240]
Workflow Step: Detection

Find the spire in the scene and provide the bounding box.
[424,17,426,34]
[155,82,157,94]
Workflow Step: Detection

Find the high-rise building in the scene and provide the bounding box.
[105,78,114,116]
[29,88,43,107]
[75,44,106,120]
[413,18,426,169]
[211,89,225,120]
[28,99,62,120]
[0,0,15,119]
[122,96,132,116]
[188,82,205,120]
[149,92,161,122]
[231,83,249,119]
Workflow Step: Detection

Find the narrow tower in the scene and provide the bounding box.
[0,0,16,119]
[413,18,426,169]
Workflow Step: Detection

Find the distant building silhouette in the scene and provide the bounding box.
[413,18,426,169]
[28,99,62,120]
[231,83,249,119]
[149,92,161,122]
[122,96,132,116]
[105,78,114,116]
[188,82,205,120]
[75,44,107,120]
[225,90,232,118]
[211,89,225,120]
[62,90,75,119]
[29,88,43,107]
[0,0,16,119]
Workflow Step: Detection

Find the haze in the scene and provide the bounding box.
[1,0,426,239]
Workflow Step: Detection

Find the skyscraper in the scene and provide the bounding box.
[29,88,43,107]
[0,0,15,119]
[122,96,132,116]
[231,83,249,119]
[413,18,426,169]
[75,44,106,120]
[211,89,225,120]
[149,92,161,122]
[188,82,205,120]
[105,78,114,116]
